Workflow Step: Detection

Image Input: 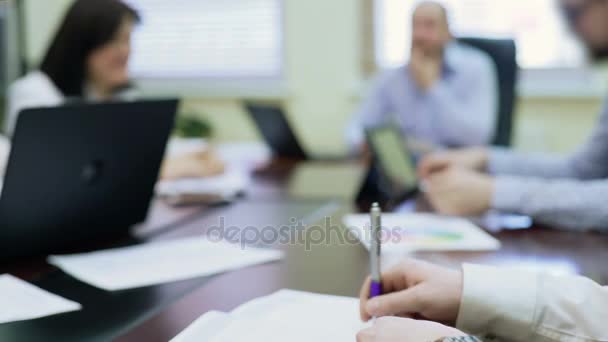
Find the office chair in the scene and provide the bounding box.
[459,37,518,147]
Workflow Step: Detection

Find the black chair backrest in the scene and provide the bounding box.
[459,38,518,147]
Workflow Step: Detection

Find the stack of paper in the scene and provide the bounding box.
[0,274,81,324]
[48,238,284,291]
[156,167,250,205]
[165,140,271,170]
[343,213,500,253]
[171,290,369,342]
[215,142,272,170]
[165,138,209,158]
[159,139,261,205]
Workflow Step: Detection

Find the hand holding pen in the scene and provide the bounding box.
[358,259,463,325]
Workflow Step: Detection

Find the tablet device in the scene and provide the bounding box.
[364,125,418,207]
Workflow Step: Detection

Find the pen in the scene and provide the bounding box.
[369,202,382,298]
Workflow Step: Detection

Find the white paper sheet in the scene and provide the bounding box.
[171,290,370,342]
[343,213,500,253]
[171,311,233,342]
[158,140,264,205]
[216,142,272,170]
[48,238,284,291]
[0,274,81,324]
[164,140,271,171]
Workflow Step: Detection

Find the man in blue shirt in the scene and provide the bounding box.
[418,0,608,233]
[347,1,497,153]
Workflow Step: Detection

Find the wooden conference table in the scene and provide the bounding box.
[1,159,608,342]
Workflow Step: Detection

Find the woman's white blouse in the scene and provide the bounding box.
[5,71,64,136]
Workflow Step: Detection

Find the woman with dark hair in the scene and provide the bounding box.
[5,0,140,135]
[4,0,224,180]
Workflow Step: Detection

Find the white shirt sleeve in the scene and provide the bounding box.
[5,71,64,136]
[0,135,10,180]
[456,264,608,342]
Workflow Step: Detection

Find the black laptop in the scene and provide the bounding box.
[244,103,309,160]
[0,100,178,260]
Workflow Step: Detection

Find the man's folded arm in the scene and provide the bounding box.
[346,75,392,150]
[488,104,608,181]
[488,148,575,179]
[492,175,608,232]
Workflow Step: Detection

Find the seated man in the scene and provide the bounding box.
[418,0,608,232]
[357,259,608,341]
[347,1,497,153]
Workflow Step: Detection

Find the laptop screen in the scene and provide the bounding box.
[366,126,418,192]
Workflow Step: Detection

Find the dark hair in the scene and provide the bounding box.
[40,0,140,97]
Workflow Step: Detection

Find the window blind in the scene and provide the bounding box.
[125,0,283,79]
[375,0,585,69]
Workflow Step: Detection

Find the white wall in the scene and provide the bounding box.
[22,0,605,156]
[22,0,72,65]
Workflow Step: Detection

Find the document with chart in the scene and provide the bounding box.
[343,213,501,252]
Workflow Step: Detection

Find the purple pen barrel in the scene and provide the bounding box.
[369,281,382,298]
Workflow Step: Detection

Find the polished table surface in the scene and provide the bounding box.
[2,160,608,341]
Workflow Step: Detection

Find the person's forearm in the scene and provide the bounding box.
[492,176,608,232]
[0,136,10,179]
[488,148,576,178]
[488,111,608,180]
[457,264,608,342]
[345,120,365,153]
[347,81,391,150]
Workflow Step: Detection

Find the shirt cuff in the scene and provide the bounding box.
[456,264,539,341]
[437,337,482,342]
[487,148,512,175]
[491,176,529,213]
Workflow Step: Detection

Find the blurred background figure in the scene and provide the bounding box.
[3,0,224,181]
[418,0,608,232]
[346,0,497,155]
[0,0,142,181]
[5,0,140,136]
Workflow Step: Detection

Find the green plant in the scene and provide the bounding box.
[174,115,213,138]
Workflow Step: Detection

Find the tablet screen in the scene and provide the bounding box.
[367,126,418,192]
